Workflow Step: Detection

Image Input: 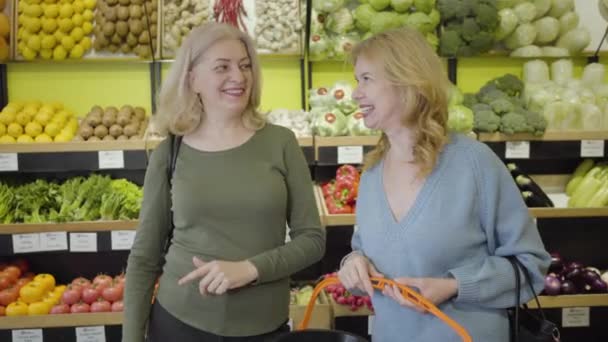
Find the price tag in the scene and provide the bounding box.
[98,151,125,169]
[580,140,605,157]
[368,315,375,335]
[76,326,106,342]
[0,153,18,171]
[111,230,136,250]
[505,141,530,159]
[12,329,43,342]
[69,233,98,252]
[337,146,363,164]
[12,234,41,254]
[40,232,68,252]
[562,307,590,327]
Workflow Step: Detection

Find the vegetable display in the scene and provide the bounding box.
[447,83,474,133]
[213,0,248,32]
[162,0,210,57]
[76,105,148,141]
[0,101,78,143]
[565,160,608,208]
[254,0,301,53]
[266,109,312,137]
[321,164,360,215]
[507,163,554,208]
[322,272,373,311]
[544,252,608,296]
[310,0,440,60]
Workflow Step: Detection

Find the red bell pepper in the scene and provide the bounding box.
[332,177,358,204]
[321,181,336,198]
[336,164,359,182]
[325,198,353,214]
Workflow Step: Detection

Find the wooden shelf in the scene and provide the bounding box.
[315,136,380,147]
[297,137,313,147]
[531,208,608,218]
[314,186,356,226]
[0,312,123,329]
[529,294,608,309]
[0,140,160,153]
[0,221,138,234]
[478,131,608,142]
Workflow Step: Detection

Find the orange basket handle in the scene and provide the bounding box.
[297,276,472,342]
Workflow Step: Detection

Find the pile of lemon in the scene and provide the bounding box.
[17,0,97,60]
[0,101,79,143]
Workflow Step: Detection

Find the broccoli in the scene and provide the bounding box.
[474,110,501,132]
[474,3,499,31]
[468,31,495,52]
[524,110,547,136]
[463,93,478,108]
[493,74,524,97]
[437,0,473,21]
[471,103,492,113]
[460,18,480,42]
[490,98,514,115]
[500,112,531,134]
[439,30,464,56]
[477,86,507,105]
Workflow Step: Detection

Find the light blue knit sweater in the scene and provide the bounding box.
[352,134,551,342]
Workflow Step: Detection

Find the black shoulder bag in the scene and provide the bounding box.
[162,134,182,258]
[507,257,560,342]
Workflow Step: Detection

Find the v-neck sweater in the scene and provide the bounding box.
[352,133,551,342]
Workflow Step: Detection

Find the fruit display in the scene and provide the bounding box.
[254,0,302,54]
[310,81,380,137]
[51,274,124,314]
[322,272,373,311]
[544,252,608,296]
[266,109,312,138]
[162,0,210,57]
[507,163,554,208]
[310,0,440,60]
[76,105,148,141]
[565,159,608,208]
[0,0,10,61]
[290,285,322,305]
[0,175,142,224]
[94,0,158,58]
[16,0,96,60]
[0,101,78,143]
[320,165,360,215]
[0,259,34,315]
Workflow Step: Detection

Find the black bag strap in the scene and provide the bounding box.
[163,134,182,256]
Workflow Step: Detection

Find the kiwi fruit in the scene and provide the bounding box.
[120,43,132,54]
[129,5,142,19]
[129,135,140,141]
[138,31,150,44]
[116,21,128,37]
[133,107,146,120]
[90,105,104,116]
[103,135,115,141]
[102,115,116,127]
[120,105,134,114]
[86,115,102,127]
[93,39,104,51]
[129,19,143,35]
[88,136,101,142]
[111,33,122,45]
[104,6,118,21]
[108,44,119,53]
[79,124,94,139]
[117,6,129,20]
[95,12,105,24]
[126,33,138,47]
[109,124,123,137]
[106,0,118,6]
[116,135,129,141]
[105,106,119,116]
[123,124,138,137]
[135,44,151,58]
[94,125,109,138]
[117,114,131,126]
[119,0,130,5]
[103,22,116,37]
[150,12,157,24]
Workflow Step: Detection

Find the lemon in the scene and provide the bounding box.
[53,45,67,60]
[0,110,15,124]
[15,112,32,126]
[73,0,84,13]
[18,14,26,26]
[67,118,78,131]
[39,104,55,115]
[24,104,39,114]
[26,17,42,34]
[4,103,21,113]
[25,4,43,17]
[35,133,53,142]
[61,36,75,50]
[30,0,43,4]
[55,109,71,120]
[40,49,53,59]
[18,1,26,13]
[59,4,73,18]
[51,115,66,128]
[44,4,59,18]
[0,122,5,136]
[81,22,92,35]
[34,111,52,125]
[21,47,37,60]
[80,36,91,50]
[83,0,95,10]
[54,132,72,142]
[17,134,35,143]
[42,18,57,33]
[25,121,43,137]
[69,44,84,58]
[58,18,73,33]
[8,123,24,138]
[44,0,58,4]
[17,42,26,54]
[41,35,56,49]
[53,30,65,42]
[82,9,93,21]
[70,27,84,42]
[27,35,42,51]
[51,102,64,110]
[0,135,16,143]
[44,122,60,137]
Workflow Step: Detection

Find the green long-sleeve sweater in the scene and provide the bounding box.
[123,124,325,341]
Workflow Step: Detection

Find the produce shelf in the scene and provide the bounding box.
[529,294,608,309]
[530,208,608,218]
[0,221,138,234]
[314,186,356,226]
[0,140,160,153]
[477,131,608,142]
[315,136,380,165]
[328,295,374,318]
[0,313,123,330]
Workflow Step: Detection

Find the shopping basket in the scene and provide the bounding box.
[275,276,472,342]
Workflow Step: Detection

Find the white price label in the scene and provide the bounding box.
[0,153,18,171]
[562,307,590,327]
[76,326,106,342]
[505,141,530,159]
[368,315,375,335]
[12,234,41,254]
[69,233,98,252]
[40,232,68,252]
[98,151,125,169]
[111,230,136,250]
[337,146,364,164]
[12,329,43,342]
[580,140,605,157]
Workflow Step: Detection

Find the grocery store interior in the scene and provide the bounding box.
[0,0,608,341]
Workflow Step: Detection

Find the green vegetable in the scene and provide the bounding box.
[472,103,492,113]
[391,0,413,13]
[534,17,559,44]
[532,0,551,18]
[369,0,391,11]
[548,0,574,18]
[413,0,435,14]
[565,159,595,196]
[426,32,439,50]
[326,7,355,34]
[474,110,501,132]
[313,0,345,13]
[310,33,331,60]
[559,12,578,36]
[0,183,14,223]
[510,45,543,57]
[504,23,537,50]
[477,84,507,104]
[513,2,536,23]
[463,93,478,108]
[428,9,440,27]
[490,98,514,115]
[405,12,435,34]
[312,108,348,136]
[523,110,547,136]
[447,105,474,132]
[370,11,401,34]
[439,30,464,56]
[494,73,524,97]
[499,112,530,134]
[448,83,464,106]
[540,46,569,57]
[354,4,376,31]
[495,8,518,41]
[556,27,591,55]
[334,34,360,60]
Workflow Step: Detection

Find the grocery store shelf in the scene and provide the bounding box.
[315,136,380,165]
[0,221,138,234]
[478,131,608,142]
[531,208,608,218]
[315,136,380,147]
[0,312,123,329]
[528,294,608,309]
[314,186,356,226]
[0,140,159,153]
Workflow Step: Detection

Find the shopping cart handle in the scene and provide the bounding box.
[297,276,472,342]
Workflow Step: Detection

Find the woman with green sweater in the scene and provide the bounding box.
[123,23,326,342]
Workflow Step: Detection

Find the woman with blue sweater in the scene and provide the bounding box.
[337,27,551,341]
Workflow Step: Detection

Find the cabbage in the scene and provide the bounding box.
[311,9,326,35]
[495,9,518,41]
[578,88,596,106]
[369,0,390,11]
[312,108,348,136]
[413,0,435,14]
[559,12,579,36]
[582,64,605,88]
[540,46,569,57]
[405,12,434,34]
[309,33,331,60]
[523,60,550,83]
[448,83,463,106]
[334,34,361,60]
[370,11,401,34]
[309,87,337,108]
[542,101,570,130]
[528,87,559,113]
[551,59,573,85]
[428,9,440,27]
[391,0,413,13]
[534,17,559,44]
[505,24,538,50]
[497,0,518,9]
[594,84,608,109]
[557,28,591,55]
[354,4,376,31]
[511,45,543,57]
[330,82,359,114]
[312,0,345,13]
[548,0,574,18]
[326,7,355,34]
[347,112,378,135]
[533,0,551,18]
[447,105,474,133]
[514,3,537,24]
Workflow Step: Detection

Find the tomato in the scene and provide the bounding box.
[54,285,67,294]
[33,274,56,292]
[70,302,90,313]
[0,275,12,290]
[61,285,82,305]
[114,273,126,286]
[0,305,5,316]
[50,303,70,314]
[6,301,28,316]
[72,277,91,288]
[101,285,123,303]
[0,287,19,306]
[93,274,113,289]
[3,266,21,282]
[82,286,101,304]
[19,282,45,304]
[42,292,60,307]
[12,259,29,274]
[28,301,50,315]
[90,299,111,313]
[111,300,123,312]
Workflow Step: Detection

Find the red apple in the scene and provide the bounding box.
[91,299,111,313]
[82,286,101,304]
[101,285,123,303]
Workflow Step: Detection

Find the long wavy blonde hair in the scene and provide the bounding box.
[352,27,449,177]
[155,23,265,136]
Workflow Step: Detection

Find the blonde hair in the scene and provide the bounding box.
[155,23,265,136]
[352,27,449,177]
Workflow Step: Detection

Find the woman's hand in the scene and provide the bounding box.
[382,277,458,313]
[338,253,383,297]
[178,257,258,296]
